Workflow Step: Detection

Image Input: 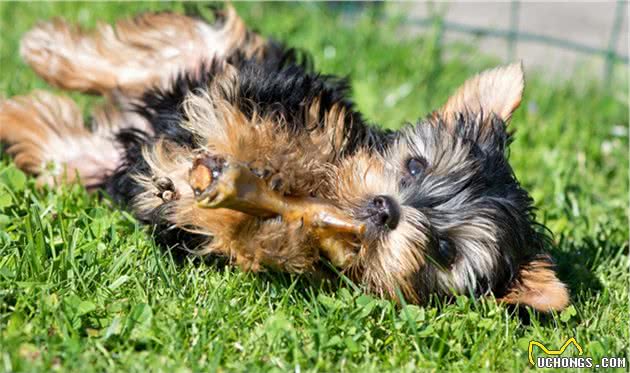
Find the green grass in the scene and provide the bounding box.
[0,2,628,372]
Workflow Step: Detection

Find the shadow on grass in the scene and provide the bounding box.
[149,226,628,321]
[135,198,627,324]
[552,227,628,297]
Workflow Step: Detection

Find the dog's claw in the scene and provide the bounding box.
[153,176,174,192]
[248,161,287,194]
[269,173,285,193]
[248,160,273,179]
[152,176,179,202]
[190,155,263,213]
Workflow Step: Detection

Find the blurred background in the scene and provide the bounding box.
[0,2,628,371]
[339,1,628,85]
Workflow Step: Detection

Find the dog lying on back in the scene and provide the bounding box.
[0,6,569,311]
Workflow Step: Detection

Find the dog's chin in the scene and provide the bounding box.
[346,205,435,300]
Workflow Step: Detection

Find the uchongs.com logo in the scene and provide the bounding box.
[528,337,627,369]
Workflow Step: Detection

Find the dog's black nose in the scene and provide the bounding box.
[367,195,400,230]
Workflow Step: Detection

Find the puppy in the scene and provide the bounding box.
[0,6,568,312]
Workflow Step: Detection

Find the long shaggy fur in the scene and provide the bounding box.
[0,91,125,189]
[0,8,568,312]
[19,6,267,97]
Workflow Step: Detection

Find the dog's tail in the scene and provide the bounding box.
[19,6,267,97]
[0,91,142,190]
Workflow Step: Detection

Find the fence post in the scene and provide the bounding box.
[508,0,520,62]
[604,0,625,86]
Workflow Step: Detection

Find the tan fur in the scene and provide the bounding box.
[20,6,266,97]
[498,259,570,312]
[0,91,121,188]
[129,71,355,272]
[386,132,501,293]
[95,92,153,135]
[116,62,567,310]
[440,62,524,124]
[311,63,564,308]
[181,71,351,197]
[2,6,568,313]
[324,150,428,302]
[133,138,322,273]
[231,218,321,272]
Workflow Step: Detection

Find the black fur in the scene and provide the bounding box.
[105,44,394,249]
[402,113,551,300]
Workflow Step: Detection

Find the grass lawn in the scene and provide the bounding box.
[0,2,628,372]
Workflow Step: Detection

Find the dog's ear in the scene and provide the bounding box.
[498,258,570,312]
[440,62,524,124]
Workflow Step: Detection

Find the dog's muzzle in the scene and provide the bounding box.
[365,195,401,230]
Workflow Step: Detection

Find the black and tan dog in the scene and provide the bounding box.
[0,6,568,312]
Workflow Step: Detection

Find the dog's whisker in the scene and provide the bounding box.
[0,8,568,312]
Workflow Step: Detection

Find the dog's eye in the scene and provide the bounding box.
[437,238,457,269]
[406,157,427,177]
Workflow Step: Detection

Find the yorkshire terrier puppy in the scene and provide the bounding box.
[0,6,569,312]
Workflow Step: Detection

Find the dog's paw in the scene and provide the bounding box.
[188,154,287,216]
[152,176,180,202]
[248,160,288,195]
[189,155,237,208]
